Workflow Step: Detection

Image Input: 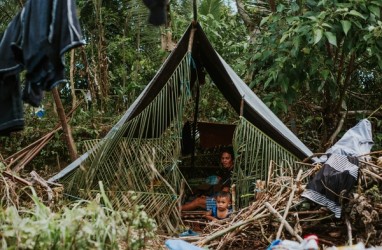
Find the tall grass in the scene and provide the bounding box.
[0,182,158,250]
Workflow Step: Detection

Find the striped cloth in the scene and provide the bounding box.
[301,154,359,218]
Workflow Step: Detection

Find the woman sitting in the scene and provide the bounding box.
[180,147,234,212]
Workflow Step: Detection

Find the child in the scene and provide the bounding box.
[204,191,232,221]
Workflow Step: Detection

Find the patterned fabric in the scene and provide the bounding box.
[301,154,359,218]
[206,196,216,211]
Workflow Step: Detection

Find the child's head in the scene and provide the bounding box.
[215,191,231,211]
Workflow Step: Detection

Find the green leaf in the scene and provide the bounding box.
[349,10,366,20]
[319,69,330,80]
[378,59,382,70]
[368,5,380,18]
[264,77,272,89]
[341,20,352,35]
[371,1,382,7]
[325,31,337,46]
[307,16,318,21]
[322,23,332,28]
[313,28,323,44]
[260,16,270,27]
[280,33,289,43]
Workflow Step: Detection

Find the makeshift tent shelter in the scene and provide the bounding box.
[49,22,313,232]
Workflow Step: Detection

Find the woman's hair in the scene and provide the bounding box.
[220,146,234,160]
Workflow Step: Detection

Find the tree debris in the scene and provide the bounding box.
[184,152,382,249]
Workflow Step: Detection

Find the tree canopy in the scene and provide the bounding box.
[247,0,382,151]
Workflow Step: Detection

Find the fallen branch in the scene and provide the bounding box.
[197,209,268,247]
[288,209,328,215]
[264,202,303,243]
[327,110,347,148]
[30,171,53,202]
[360,168,382,182]
[2,171,32,186]
[359,160,382,170]
[8,101,82,172]
[276,169,302,239]
[302,153,327,163]
[345,216,353,246]
[215,203,268,250]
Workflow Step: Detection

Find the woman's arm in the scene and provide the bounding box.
[204,211,217,221]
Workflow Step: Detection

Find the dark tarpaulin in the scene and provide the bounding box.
[119,22,312,159]
[49,22,312,182]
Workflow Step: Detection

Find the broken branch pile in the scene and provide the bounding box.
[0,167,63,209]
[192,153,382,249]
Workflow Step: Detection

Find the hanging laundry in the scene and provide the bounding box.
[143,0,168,26]
[0,0,85,135]
[0,75,24,136]
[0,12,24,136]
[16,0,85,106]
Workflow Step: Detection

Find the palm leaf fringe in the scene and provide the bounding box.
[233,116,299,207]
[59,53,192,233]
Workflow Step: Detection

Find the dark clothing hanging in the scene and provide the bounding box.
[0,12,23,76]
[0,12,24,135]
[0,0,85,135]
[0,75,24,136]
[21,0,85,93]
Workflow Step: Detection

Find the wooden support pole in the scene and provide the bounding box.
[52,88,78,162]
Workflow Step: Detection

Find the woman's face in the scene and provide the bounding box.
[220,152,233,170]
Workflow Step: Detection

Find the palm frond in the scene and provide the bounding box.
[199,0,224,20]
[61,52,192,233]
[233,116,299,207]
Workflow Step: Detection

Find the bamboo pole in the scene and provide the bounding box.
[12,130,57,172]
[345,216,353,246]
[70,49,77,107]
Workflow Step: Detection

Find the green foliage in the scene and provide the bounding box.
[0,0,20,32]
[198,82,238,123]
[75,0,165,110]
[197,3,248,74]
[249,0,382,149]
[0,187,157,250]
